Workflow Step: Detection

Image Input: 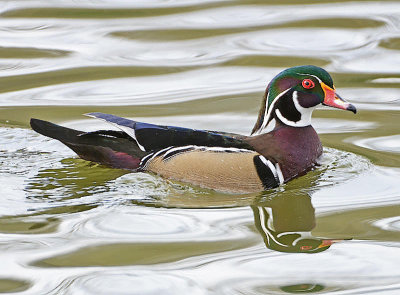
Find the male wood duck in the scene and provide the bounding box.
[30,65,356,193]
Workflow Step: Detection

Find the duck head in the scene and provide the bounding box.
[252,65,357,135]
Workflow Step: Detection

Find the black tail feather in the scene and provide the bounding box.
[30,118,82,142]
[30,118,147,170]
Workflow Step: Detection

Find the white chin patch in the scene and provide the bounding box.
[275,91,316,127]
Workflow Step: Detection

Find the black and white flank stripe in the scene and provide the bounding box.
[253,155,284,188]
[140,145,254,168]
[140,145,285,189]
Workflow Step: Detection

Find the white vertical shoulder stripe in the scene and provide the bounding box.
[296,72,322,83]
[259,155,279,183]
[275,91,315,127]
[275,163,284,184]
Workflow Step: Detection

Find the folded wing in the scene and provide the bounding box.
[85,112,253,152]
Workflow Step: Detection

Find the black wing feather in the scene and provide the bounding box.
[86,112,253,151]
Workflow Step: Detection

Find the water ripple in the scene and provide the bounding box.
[1,0,400,294]
[231,28,372,53]
[374,216,400,232]
[67,272,206,295]
[0,67,269,105]
[353,135,400,154]
[75,208,220,241]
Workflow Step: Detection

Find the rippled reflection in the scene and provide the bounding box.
[68,273,205,295]
[26,158,128,202]
[252,193,346,254]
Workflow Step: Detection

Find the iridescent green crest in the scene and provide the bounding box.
[265,65,334,112]
[251,65,334,134]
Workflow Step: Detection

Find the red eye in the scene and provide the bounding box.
[302,79,315,89]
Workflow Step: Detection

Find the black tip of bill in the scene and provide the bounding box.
[347,104,357,114]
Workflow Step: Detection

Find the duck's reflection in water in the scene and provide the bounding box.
[252,193,345,253]
[25,158,349,254]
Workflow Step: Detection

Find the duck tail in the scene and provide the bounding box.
[30,118,146,170]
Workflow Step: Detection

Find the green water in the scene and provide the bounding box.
[0,0,400,294]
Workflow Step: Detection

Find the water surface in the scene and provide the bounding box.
[0,0,400,294]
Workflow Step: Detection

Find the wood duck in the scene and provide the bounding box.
[30,65,356,193]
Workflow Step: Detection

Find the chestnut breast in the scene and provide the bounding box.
[246,125,322,181]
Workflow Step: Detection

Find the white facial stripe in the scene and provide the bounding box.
[261,118,276,134]
[262,88,291,129]
[292,91,316,126]
[253,88,291,135]
[297,72,322,83]
[275,109,290,126]
[275,91,316,127]
[253,73,324,135]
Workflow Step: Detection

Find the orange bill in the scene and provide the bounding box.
[321,82,357,114]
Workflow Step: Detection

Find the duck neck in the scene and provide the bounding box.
[247,123,323,183]
[271,124,322,181]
